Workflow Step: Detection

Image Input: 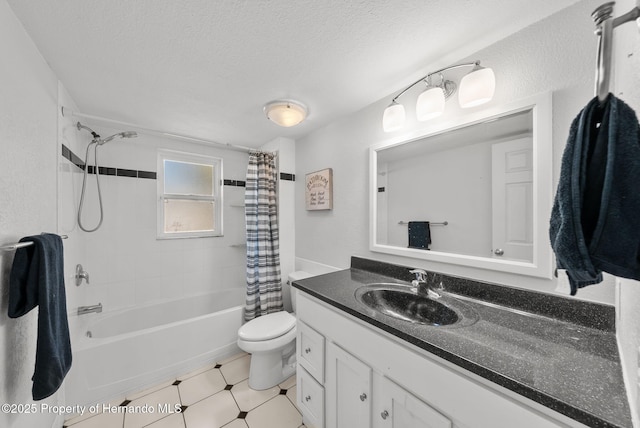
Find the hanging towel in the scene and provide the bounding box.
[549,95,640,295]
[408,221,431,250]
[8,233,72,400]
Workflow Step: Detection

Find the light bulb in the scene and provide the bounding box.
[458,66,495,108]
[416,87,445,121]
[382,102,405,132]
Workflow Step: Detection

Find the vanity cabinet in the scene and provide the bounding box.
[325,342,372,428]
[296,320,326,428]
[295,291,573,428]
[373,375,451,428]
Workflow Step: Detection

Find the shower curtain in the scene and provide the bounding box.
[244,151,283,321]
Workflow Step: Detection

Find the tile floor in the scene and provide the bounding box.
[63,353,306,428]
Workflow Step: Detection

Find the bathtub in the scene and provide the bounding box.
[66,288,245,406]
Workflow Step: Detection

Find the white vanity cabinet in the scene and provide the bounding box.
[372,375,451,428]
[295,291,577,428]
[325,342,372,428]
[296,320,325,428]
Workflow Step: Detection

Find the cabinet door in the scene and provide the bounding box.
[325,342,372,428]
[297,320,325,383]
[297,366,325,428]
[373,375,451,428]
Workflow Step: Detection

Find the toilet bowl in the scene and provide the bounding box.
[237,271,313,390]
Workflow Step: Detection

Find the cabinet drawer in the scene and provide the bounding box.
[297,320,325,383]
[297,366,325,428]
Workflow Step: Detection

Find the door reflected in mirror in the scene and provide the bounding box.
[370,94,553,278]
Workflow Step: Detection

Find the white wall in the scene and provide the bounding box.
[612,0,640,423]
[0,1,63,427]
[295,0,615,304]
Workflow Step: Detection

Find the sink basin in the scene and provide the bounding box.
[354,283,478,327]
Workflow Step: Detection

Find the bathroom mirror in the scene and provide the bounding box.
[369,93,553,278]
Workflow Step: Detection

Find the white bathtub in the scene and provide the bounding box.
[66,288,245,406]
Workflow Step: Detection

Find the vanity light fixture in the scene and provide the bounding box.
[383,60,495,132]
[264,100,308,127]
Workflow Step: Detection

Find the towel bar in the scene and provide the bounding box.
[398,221,448,226]
[0,235,68,251]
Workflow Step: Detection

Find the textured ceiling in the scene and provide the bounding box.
[8,0,579,148]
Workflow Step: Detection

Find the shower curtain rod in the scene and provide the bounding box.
[61,106,265,154]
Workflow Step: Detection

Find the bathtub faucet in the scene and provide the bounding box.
[78,303,102,316]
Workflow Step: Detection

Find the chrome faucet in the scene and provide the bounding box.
[78,303,102,316]
[409,269,442,299]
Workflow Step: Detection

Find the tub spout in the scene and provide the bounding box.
[78,303,102,316]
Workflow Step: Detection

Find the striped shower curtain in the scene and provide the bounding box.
[244,151,283,321]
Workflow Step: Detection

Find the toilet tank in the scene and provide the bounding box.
[288,271,313,312]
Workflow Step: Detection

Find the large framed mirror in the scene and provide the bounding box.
[369,93,553,278]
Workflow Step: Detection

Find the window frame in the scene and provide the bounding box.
[157,149,223,239]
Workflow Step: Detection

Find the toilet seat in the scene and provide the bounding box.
[237,326,297,353]
[238,311,296,341]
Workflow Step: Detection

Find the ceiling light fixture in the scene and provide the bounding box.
[264,100,308,127]
[383,60,495,132]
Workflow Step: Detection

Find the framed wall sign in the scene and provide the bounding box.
[305,168,333,210]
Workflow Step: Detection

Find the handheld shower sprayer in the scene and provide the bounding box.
[98,130,138,145]
[75,122,138,232]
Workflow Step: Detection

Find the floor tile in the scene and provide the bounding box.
[178,368,227,406]
[278,375,296,391]
[244,395,302,428]
[286,385,297,408]
[145,412,186,427]
[219,354,251,385]
[217,352,248,366]
[183,390,239,428]
[127,379,176,401]
[222,419,249,428]
[123,386,181,428]
[65,411,124,428]
[177,362,220,381]
[231,380,280,412]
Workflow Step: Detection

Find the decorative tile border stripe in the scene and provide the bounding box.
[62,144,157,179]
[62,144,291,184]
[224,179,246,187]
[280,172,295,181]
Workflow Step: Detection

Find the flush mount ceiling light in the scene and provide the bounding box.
[383,61,495,132]
[264,100,308,127]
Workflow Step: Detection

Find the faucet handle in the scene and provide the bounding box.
[409,269,427,282]
[75,264,90,286]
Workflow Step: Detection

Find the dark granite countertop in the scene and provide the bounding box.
[291,257,631,428]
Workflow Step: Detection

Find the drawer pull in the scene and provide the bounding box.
[381,410,389,420]
[360,393,367,401]
[304,347,311,354]
[305,395,311,402]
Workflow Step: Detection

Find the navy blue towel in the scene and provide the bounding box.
[550,95,640,295]
[408,221,431,250]
[8,233,72,400]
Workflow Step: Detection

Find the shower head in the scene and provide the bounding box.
[76,121,137,144]
[97,131,138,145]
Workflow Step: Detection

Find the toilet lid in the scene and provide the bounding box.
[238,311,296,341]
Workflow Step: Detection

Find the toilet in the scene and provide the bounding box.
[237,271,313,390]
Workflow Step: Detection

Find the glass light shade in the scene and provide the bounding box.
[264,100,307,127]
[382,102,405,132]
[458,66,496,108]
[416,87,445,121]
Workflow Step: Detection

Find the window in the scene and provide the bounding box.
[157,150,223,238]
